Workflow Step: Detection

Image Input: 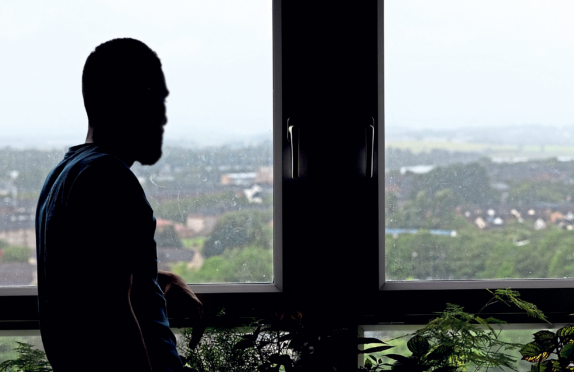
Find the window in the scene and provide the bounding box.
[0,0,276,290]
[382,0,574,287]
[1,2,572,370]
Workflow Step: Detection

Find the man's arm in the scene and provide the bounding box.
[157,271,205,349]
[125,272,153,372]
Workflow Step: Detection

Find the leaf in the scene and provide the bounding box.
[520,342,551,363]
[383,354,413,363]
[534,330,556,343]
[407,335,430,357]
[369,355,377,362]
[533,331,557,353]
[358,345,394,354]
[233,339,255,350]
[278,334,294,342]
[492,289,550,324]
[358,337,387,345]
[561,343,574,359]
[557,325,574,341]
[537,359,561,372]
[474,315,495,332]
[426,345,454,361]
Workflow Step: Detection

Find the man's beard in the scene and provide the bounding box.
[136,135,163,165]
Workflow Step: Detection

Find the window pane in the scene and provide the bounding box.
[385,0,574,280]
[0,0,272,285]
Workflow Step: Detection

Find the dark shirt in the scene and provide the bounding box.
[36,143,182,372]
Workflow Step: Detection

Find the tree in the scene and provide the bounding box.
[171,246,272,283]
[389,189,467,230]
[203,210,272,258]
[155,225,183,249]
[408,162,496,207]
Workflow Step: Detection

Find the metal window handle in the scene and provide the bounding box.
[287,121,299,178]
[366,121,374,178]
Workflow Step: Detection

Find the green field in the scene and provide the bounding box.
[385,140,574,158]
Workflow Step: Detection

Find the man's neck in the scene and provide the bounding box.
[85,126,135,168]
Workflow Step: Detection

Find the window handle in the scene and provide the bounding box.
[287,119,299,178]
[366,119,374,178]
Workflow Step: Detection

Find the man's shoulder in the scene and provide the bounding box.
[72,146,129,173]
[70,147,136,185]
[63,147,143,201]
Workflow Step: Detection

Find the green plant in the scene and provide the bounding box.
[172,245,272,283]
[0,290,554,372]
[519,326,574,371]
[203,210,272,258]
[178,308,288,372]
[0,342,52,372]
[372,289,548,372]
[232,309,393,372]
[179,306,392,372]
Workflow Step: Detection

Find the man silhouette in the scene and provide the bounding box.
[35,38,204,372]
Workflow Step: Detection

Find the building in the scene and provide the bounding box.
[186,214,218,235]
[254,166,273,185]
[220,172,257,186]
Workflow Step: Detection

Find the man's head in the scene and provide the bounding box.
[82,38,168,165]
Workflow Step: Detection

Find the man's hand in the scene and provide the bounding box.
[158,271,205,349]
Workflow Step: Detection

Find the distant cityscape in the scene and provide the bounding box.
[0,141,273,286]
[385,124,574,280]
[2,123,574,284]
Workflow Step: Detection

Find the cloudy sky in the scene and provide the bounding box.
[0,0,272,148]
[1,1,572,148]
[385,0,574,131]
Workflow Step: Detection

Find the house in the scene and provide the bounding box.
[254,166,273,185]
[220,172,257,186]
[186,214,218,235]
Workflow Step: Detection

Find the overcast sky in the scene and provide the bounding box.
[0,0,272,148]
[2,1,572,148]
[385,0,574,131]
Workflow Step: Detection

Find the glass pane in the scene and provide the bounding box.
[385,0,574,280]
[0,0,272,285]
